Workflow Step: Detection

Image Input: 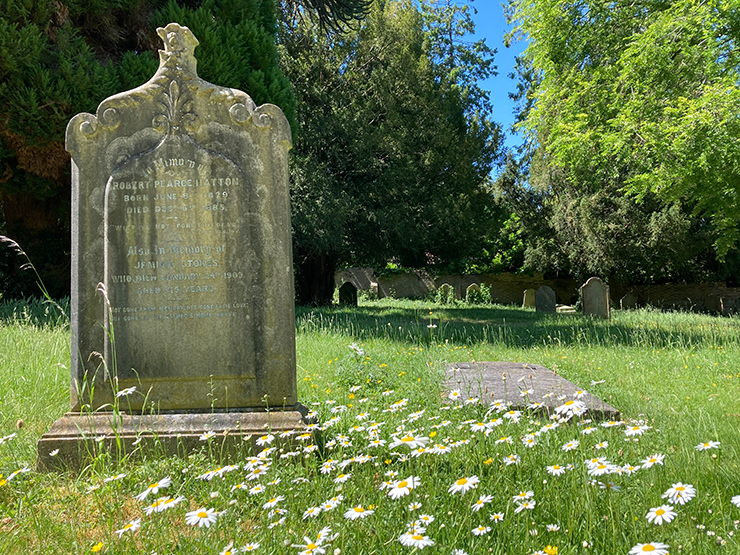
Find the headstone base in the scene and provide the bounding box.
[37,407,310,471]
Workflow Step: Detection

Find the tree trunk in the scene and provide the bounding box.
[296,250,336,306]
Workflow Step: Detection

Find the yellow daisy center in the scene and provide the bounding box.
[412,535,423,540]
[656,509,665,515]
[397,480,408,488]
[676,486,685,491]
[354,507,364,513]
[197,511,208,518]
[642,547,656,552]
[456,478,468,486]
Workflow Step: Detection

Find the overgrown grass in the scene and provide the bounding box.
[1,298,739,554]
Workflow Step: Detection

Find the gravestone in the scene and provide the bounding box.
[38,23,306,469]
[704,295,721,314]
[437,283,454,304]
[535,286,556,313]
[721,297,735,316]
[620,292,637,310]
[338,282,358,306]
[522,289,536,308]
[465,283,485,304]
[581,277,610,319]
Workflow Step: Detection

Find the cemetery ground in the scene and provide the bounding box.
[1,298,740,554]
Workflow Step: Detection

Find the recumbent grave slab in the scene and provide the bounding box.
[38,23,306,469]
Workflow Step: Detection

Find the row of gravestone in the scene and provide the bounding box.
[523,278,609,318]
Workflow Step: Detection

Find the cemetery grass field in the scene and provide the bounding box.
[1,297,740,554]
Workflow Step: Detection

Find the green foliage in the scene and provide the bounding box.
[507,0,740,256]
[282,0,503,303]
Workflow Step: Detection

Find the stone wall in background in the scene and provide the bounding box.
[334,268,740,314]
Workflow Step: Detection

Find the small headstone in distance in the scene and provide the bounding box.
[465,283,485,304]
[581,277,610,319]
[535,286,556,313]
[437,283,454,304]
[338,282,358,306]
[620,292,637,310]
[721,297,735,316]
[522,288,536,308]
[704,295,721,314]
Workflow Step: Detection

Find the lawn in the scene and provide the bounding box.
[1,297,739,554]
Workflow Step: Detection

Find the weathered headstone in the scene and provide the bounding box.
[338,282,358,306]
[437,283,455,304]
[704,295,721,314]
[581,277,610,319]
[535,286,556,313]
[721,297,735,316]
[620,292,637,310]
[39,23,305,469]
[522,288,536,308]
[465,283,485,304]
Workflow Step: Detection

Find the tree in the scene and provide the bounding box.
[0,0,369,298]
[280,0,503,304]
[506,0,740,257]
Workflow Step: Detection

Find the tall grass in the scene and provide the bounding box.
[1,298,739,554]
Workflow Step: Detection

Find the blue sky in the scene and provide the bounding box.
[469,1,527,151]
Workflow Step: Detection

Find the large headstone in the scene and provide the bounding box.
[522,289,536,308]
[581,277,610,319]
[39,24,305,469]
[535,286,556,313]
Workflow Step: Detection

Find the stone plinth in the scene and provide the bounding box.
[444,362,619,420]
[38,409,309,471]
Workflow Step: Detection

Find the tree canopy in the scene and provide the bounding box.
[506,0,740,256]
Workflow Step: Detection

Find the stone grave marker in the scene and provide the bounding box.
[38,23,306,469]
[535,285,556,313]
[437,283,454,304]
[444,362,619,420]
[522,288,536,308]
[338,282,358,306]
[704,295,721,314]
[581,277,610,319]
[465,283,485,304]
[721,297,735,316]
[620,292,637,310]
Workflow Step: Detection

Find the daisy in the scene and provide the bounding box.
[472,525,491,536]
[185,507,219,527]
[408,502,422,510]
[546,465,565,476]
[388,476,421,499]
[389,433,429,449]
[695,441,720,451]
[242,543,260,551]
[115,518,140,537]
[398,532,435,549]
[513,490,534,503]
[471,495,494,512]
[249,484,266,495]
[490,512,504,522]
[418,514,435,524]
[625,425,650,437]
[116,386,136,397]
[104,473,126,483]
[344,505,374,520]
[157,495,186,512]
[199,431,216,441]
[629,542,669,554]
[303,506,322,519]
[220,542,237,555]
[514,500,536,513]
[662,482,696,505]
[546,524,560,532]
[646,505,677,525]
[263,495,284,509]
[504,454,521,465]
[449,475,479,494]
[731,494,740,507]
[256,434,274,446]
[333,473,351,484]
[641,453,665,469]
[594,441,609,450]
[495,436,513,445]
[134,476,171,501]
[562,440,580,452]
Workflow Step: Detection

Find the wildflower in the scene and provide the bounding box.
[115,518,141,537]
[695,441,720,451]
[418,514,434,524]
[0,433,17,444]
[543,546,558,555]
[199,431,216,441]
[303,506,322,519]
[7,467,30,481]
[185,507,219,527]
[663,482,696,505]
[333,473,351,484]
[554,400,586,416]
[629,542,669,554]
[398,532,435,549]
[490,512,504,522]
[344,505,375,520]
[134,476,172,501]
[263,495,284,509]
[472,525,491,536]
[562,440,579,451]
[116,386,136,397]
[471,495,494,512]
[646,505,677,525]
[594,441,608,450]
[408,502,422,510]
[388,476,421,499]
[448,475,479,494]
[625,425,650,437]
[513,491,534,503]
[581,427,597,435]
[389,433,429,450]
[91,542,103,552]
[546,465,565,476]
[103,473,126,483]
[157,495,186,512]
[731,494,740,508]
[599,481,621,491]
[495,436,513,445]
[641,453,665,469]
[504,454,521,465]
[514,500,536,513]
[49,449,60,457]
[242,543,260,551]
[256,434,275,446]
[546,524,560,532]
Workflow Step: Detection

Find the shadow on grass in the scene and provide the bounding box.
[296,302,740,350]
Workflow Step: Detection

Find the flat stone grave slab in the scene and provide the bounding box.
[444,362,619,420]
